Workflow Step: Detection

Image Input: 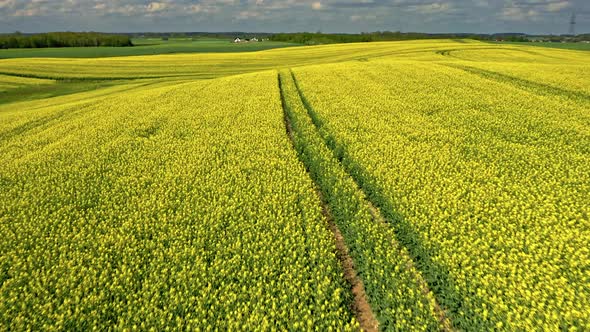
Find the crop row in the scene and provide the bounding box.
[443,63,590,105]
[292,59,590,330]
[0,72,358,330]
[279,70,443,331]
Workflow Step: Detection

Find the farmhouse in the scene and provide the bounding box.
[234,37,260,43]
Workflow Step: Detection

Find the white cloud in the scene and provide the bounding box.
[501,6,540,21]
[350,14,376,22]
[13,7,42,16]
[546,1,570,12]
[411,3,451,14]
[1,0,588,34]
[0,0,16,9]
[146,2,169,13]
[234,10,264,20]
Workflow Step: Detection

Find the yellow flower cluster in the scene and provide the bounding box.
[0,72,358,330]
[292,54,590,330]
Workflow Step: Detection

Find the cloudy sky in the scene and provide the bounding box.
[0,0,588,34]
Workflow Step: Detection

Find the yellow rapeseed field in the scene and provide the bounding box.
[0,71,358,330]
[1,39,587,80]
[292,54,590,330]
[1,39,589,330]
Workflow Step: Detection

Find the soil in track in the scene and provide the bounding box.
[278,73,379,332]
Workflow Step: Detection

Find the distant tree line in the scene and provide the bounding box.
[268,31,488,44]
[502,36,529,42]
[495,34,590,42]
[269,31,590,45]
[129,32,275,39]
[0,32,133,49]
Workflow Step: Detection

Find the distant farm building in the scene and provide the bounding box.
[234,37,260,43]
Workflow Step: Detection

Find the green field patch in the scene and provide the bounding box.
[0,80,122,106]
[0,38,297,59]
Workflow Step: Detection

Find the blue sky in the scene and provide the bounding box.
[0,0,588,34]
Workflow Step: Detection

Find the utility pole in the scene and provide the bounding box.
[569,12,576,36]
